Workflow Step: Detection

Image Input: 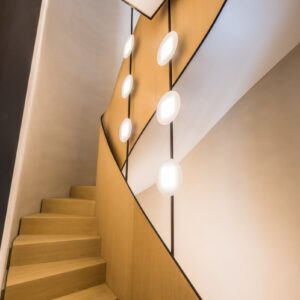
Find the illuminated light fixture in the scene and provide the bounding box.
[157,31,178,66]
[119,118,132,143]
[157,159,182,196]
[156,91,181,125]
[121,74,134,99]
[123,34,135,59]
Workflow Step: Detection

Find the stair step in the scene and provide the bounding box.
[19,214,97,235]
[41,198,96,216]
[11,235,101,266]
[70,186,96,200]
[53,284,117,300]
[5,257,106,300]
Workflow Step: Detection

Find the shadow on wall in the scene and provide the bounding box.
[138,44,300,300]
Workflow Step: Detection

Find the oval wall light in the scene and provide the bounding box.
[121,74,134,99]
[123,34,135,59]
[157,31,178,66]
[156,91,181,125]
[157,159,182,196]
[119,118,133,143]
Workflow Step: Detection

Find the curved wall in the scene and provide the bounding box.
[138,44,300,300]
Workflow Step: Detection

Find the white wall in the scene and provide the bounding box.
[0,0,130,288]
[128,0,300,194]
[138,44,300,300]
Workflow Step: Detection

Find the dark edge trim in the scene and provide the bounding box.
[100,115,202,300]
[121,0,167,20]
[120,0,228,170]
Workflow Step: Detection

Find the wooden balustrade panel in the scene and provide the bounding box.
[96,124,199,300]
[97,0,227,298]
[102,0,226,167]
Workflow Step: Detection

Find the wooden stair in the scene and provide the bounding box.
[4,186,117,300]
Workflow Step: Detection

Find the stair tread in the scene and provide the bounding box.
[22,213,95,219]
[43,198,95,203]
[53,284,117,300]
[14,235,100,246]
[7,257,105,286]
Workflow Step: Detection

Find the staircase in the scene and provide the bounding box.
[4,186,117,300]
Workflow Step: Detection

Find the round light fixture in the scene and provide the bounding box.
[119,118,132,143]
[157,31,178,66]
[157,159,182,196]
[123,34,135,59]
[121,75,133,99]
[156,91,181,125]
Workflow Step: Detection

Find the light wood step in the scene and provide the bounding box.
[70,186,96,200]
[5,257,106,300]
[41,198,96,216]
[10,235,101,266]
[53,284,117,300]
[19,214,97,235]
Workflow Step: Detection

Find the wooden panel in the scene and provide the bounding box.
[102,0,226,168]
[132,206,198,300]
[96,124,199,300]
[129,5,169,148]
[96,127,134,300]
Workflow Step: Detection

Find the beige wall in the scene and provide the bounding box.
[0,0,129,288]
[139,44,300,300]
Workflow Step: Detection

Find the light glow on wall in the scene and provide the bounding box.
[157,31,178,66]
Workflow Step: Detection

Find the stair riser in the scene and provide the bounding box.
[70,186,96,201]
[5,264,106,300]
[20,218,97,235]
[41,200,96,216]
[11,239,101,266]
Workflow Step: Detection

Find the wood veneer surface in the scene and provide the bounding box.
[96,124,199,300]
